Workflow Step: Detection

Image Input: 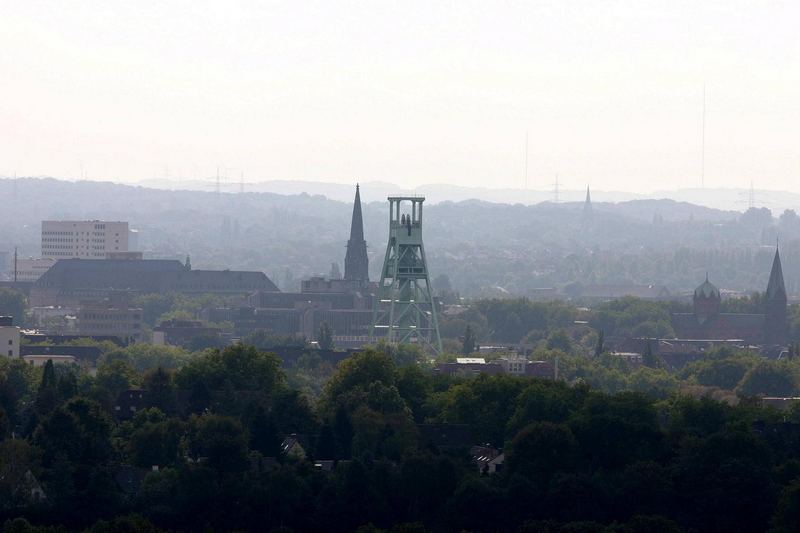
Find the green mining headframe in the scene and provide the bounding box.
[370,196,442,354]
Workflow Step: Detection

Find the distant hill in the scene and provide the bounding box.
[135,177,800,213]
[0,177,797,297]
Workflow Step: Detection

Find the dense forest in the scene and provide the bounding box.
[2,178,800,296]
[2,342,800,532]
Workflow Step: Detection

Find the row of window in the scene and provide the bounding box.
[81,313,142,320]
[79,323,141,330]
[42,238,108,243]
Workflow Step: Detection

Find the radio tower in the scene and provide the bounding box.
[701,84,706,188]
[371,196,442,354]
[553,174,560,203]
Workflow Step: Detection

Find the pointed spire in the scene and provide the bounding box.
[582,185,593,224]
[344,184,369,282]
[766,245,787,301]
[349,184,364,241]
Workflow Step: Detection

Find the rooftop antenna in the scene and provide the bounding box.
[13,247,17,283]
[701,84,706,189]
[240,171,245,194]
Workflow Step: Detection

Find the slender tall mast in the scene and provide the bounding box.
[554,174,560,203]
[701,84,706,188]
[524,131,529,192]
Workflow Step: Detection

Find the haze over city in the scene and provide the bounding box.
[4,3,800,533]
[3,1,799,193]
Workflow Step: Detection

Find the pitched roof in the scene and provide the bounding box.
[35,259,278,293]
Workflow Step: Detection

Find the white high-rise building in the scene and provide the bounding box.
[41,220,129,260]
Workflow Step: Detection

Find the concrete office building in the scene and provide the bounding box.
[41,220,129,259]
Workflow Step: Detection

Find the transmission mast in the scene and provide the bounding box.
[553,173,560,203]
[701,84,706,188]
[371,196,442,354]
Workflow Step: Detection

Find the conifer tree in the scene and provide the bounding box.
[35,360,59,415]
[318,321,335,351]
[462,325,477,355]
[594,330,605,358]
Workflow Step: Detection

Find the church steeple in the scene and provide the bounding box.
[764,244,788,345]
[582,185,593,225]
[766,246,787,301]
[344,184,369,282]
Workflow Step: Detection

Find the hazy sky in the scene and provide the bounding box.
[2,1,799,192]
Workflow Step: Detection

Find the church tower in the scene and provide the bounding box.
[693,274,721,324]
[764,246,788,345]
[344,184,369,282]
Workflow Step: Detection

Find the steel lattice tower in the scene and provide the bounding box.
[371,196,442,353]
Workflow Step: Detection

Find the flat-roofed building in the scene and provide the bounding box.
[77,299,143,343]
[0,316,21,358]
[41,220,129,259]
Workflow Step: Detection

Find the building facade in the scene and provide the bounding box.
[76,299,144,342]
[41,220,129,259]
[0,316,21,358]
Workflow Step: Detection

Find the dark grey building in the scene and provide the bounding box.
[31,258,278,307]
